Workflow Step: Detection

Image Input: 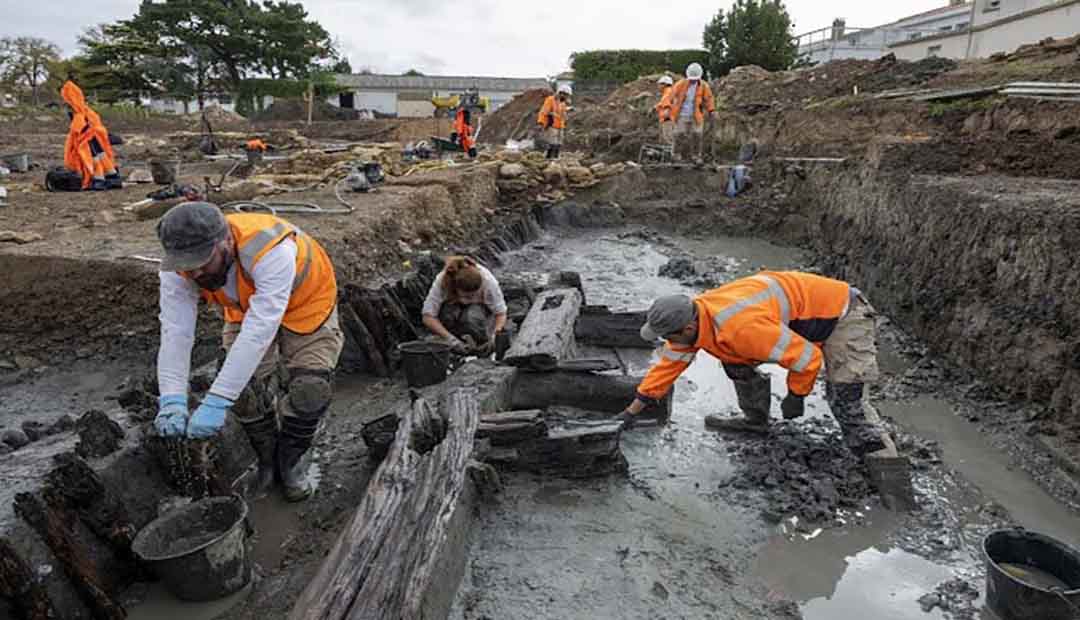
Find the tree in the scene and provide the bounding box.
[331,58,353,74]
[402,68,424,76]
[703,0,797,76]
[0,37,61,105]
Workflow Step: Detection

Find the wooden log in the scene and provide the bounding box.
[575,307,653,349]
[340,302,388,377]
[478,409,547,446]
[554,358,621,373]
[0,538,55,620]
[503,288,582,371]
[511,370,672,423]
[288,389,480,620]
[546,271,586,305]
[483,421,628,478]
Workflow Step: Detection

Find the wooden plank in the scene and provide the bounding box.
[511,370,672,424]
[575,308,652,349]
[288,390,479,620]
[554,358,621,372]
[477,409,547,446]
[484,421,628,478]
[503,288,583,371]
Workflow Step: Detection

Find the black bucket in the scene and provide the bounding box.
[131,495,251,602]
[398,340,450,388]
[984,529,1080,620]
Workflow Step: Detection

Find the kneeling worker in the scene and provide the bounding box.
[619,271,895,462]
[422,256,508,354]
[154,202,343,501]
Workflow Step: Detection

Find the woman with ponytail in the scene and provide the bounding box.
[422,256,508,353]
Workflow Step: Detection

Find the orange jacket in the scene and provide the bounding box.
[193,213,337,334]
[637,272,852,401]
[537,95,568,129]
[669,79,715,124]
[246,138,268,151]
[61,81,116,188]
[454,108,475,151]
[655,86,673,123]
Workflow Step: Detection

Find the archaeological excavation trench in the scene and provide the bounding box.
[1,160,1079,620]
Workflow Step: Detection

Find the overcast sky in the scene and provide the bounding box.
[3,0,947,77]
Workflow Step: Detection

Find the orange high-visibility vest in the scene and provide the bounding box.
[193,213,337,334]
[637,271,852,400]
[61,81,116,188]
[537,95,568,129]
[655,86,673,123]
[669,79,716,125]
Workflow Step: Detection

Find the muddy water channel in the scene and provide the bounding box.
[451,227,1080,620]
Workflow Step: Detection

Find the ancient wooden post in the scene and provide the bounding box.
[574,306,653,349]
[510,370,672,423]
[477,410,547,446]
[288,389,480,620]
[0,538,55,620]
[503,288,583,371]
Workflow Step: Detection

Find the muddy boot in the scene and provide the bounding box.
[706,369,771,434]
[233,375,279,497]
[827,383,887,458]
[278,369,332,502]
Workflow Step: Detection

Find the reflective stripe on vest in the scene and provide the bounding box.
[662,349,696,363]
[711,274,796,365]
[237,220,314,293]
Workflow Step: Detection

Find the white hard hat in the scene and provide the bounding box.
[557,84,572,96]
[686,63,704,80]
[657,75,674,86]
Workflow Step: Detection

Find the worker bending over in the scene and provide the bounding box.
[620,271,895,462]
[655,75,674,149]
[61,80,120,191]
[422,255,508,355]
[669,63,715,163]
[154,202,343,502]
[537,84,571,159]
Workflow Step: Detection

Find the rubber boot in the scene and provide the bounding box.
[705,371,771,434]
[278,370,331,502]
[90,178,108,191]
[827,382,887,457]
[233,375,279,497]
[105,171,123,190]
[552,145,561,159]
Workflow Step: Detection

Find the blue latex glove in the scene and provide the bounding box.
[186,394,234,439]
[155,394,189,437]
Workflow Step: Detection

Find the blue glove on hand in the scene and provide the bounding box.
[186,394,234,439]
[155,394,189,437]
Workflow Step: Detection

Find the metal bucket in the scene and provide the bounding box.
[1,153,30,173]
[398,340,451,388]
[149,159,179,185]
[132,495,251,602]
[984,529,1080,620]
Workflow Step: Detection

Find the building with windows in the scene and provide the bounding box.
[331,74,550,118]
[795,0,1080,63]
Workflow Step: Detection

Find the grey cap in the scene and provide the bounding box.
[156,202,228,272]
[640,294,696,342]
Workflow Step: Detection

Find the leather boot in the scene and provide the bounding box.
[828,382,887,457]
[706,370,770,434]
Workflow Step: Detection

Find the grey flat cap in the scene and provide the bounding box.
[157,202,228,271]
[640,294,696,342]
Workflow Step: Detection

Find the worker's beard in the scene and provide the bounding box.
[195,252,233,291]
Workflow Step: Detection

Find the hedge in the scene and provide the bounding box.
[570,49,710,83]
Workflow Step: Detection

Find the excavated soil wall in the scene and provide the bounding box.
[797,155,1080,426]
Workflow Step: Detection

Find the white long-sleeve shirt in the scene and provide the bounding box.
[158,239,297,401]
[421,264,507,317]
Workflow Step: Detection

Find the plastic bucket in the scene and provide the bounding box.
[1,153,30,173]
[398,340,451,388]
[132,495,251,602]
[984,529,1080,620]
[149,159,179,185]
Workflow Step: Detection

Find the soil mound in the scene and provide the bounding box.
[189,104,246,126]
[480,88,549,144]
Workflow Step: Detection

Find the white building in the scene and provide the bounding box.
[143,95,274,115]
[796,2,974,64]
[889,0,1080,60]
[331,74,550,118]
[796,0,1080,63]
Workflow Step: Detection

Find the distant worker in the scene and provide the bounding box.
[154,202,343,502]
[453,106,478,158]
[537,84,571,159]
[619,271,896,463]
[422,255,508,355]
[669,63,716,163]
[245,138,268,164]
[655,75,675,148]
[60,80,121,191]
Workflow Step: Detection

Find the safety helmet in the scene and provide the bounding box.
[686,63,704,80]
[657,75,674,86]
[557,84,572,96]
